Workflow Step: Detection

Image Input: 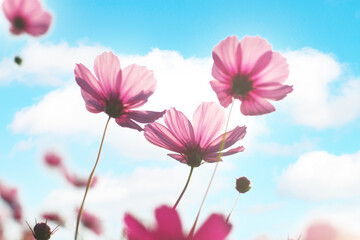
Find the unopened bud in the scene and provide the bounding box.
[26,220,59,240]
[235,177,251,193]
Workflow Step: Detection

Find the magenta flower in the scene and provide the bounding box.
[211,36,293,116]
[75,51,165,131]
[2,0,52,36]
[44,152,63,168]
[144,102,246,167]
[78,210,102,235]
[124,205,231,240]
[0,181,22,222]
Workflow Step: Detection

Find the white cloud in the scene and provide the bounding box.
[278,150,360,200]
[0,41,109,85]
[257,139,315,157]
[283,48,360,129]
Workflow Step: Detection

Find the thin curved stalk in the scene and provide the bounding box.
[173,167,194,209]
[74,116,111,240]
[188,99,235,238]
[226,192,240,222]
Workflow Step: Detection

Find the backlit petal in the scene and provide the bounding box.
[212,36,240,76]
[240,93,275,116]
[209,81,233,108]
[193,102,225,149]
[93,52,122,98]
[127,110,165,123]
[206,126,246,154]
[144,123,186,153]
[163,107,195,148]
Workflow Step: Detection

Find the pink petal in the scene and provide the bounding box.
[154,206,184,239]
[163,107,195,148]
[239,36,273,75]
[192,214,231,240]
[209,80,233,108]
[93,52,122,99]
[124,214,153,240]
[248,51,272,77]
[120,64,156,108]
[192,102,225,149]
[212,36,241,77]
[2,0,21,21]
[252,52,289,84]
[144,123,186,153]
[75,63,104,101]
[80,210,102,235]
[304,222,337,240]
[115,116,143,131]
[204,146,245,162]
[252,83,293,101]
[126,110,166,124]
[80,89,105,113]
[168,154,187,164]
[25,11,51,36]
[240,93,275,116]
[206,126,246,154]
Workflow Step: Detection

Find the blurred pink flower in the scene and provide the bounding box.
[303,222,337,240]
[64,172,98,188]
[41,213,65,226]
[211,36,293,116]
[79,210,102,235]
[2,0,52,36]
[0,216,3,240]
[44,152,63,168]
[144,102,246,167]
[0,181,22,222]
[124,205,231,240]
[75,51,165,131]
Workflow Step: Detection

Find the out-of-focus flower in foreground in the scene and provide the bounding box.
[75,51,165,131]
[144,102,246,167]
[2,0,52,36]
[211,35,293,116]
[0,181,22,222]
[0,216,3,240]
[123,205,231,240]
[78,210,102,235]
[303,222,337,240]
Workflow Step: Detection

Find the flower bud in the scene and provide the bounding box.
[235,177,251,193]
[26,220,59,240]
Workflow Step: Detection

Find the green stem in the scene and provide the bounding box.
[74,116,111,240]
[188,99,235,238]
[173,167,194,209]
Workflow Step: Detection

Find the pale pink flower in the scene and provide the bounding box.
[124,205,231,240]
[303,222,337,240]
[144,102,246,167]
[211,36,293,116]
[75,51,165,131]
[0,181,22,222]
[2,0,52,36]
[78,210,102,235]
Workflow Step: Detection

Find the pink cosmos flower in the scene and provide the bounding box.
[78,209,102,235]
[123,205,231,240]
[0,181,22,222]
[211,36,293,116]
[303,222,337,240]
[144,102,246,167]
[75,51,165,131]
[2,0,52,36]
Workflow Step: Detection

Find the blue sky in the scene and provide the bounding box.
[1,0,360,239]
